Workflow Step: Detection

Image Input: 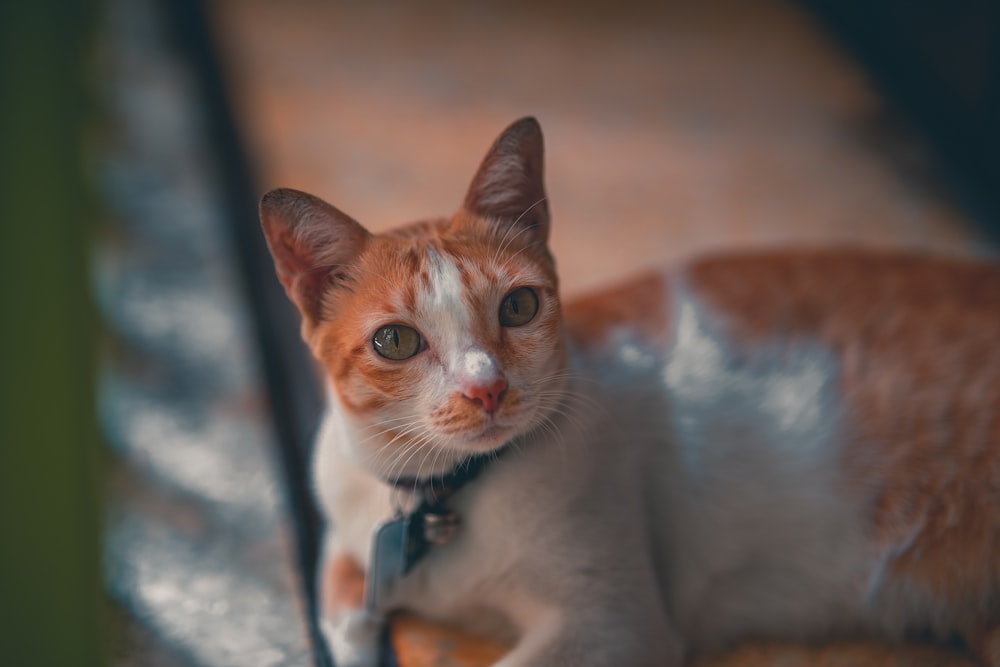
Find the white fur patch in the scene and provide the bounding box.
[425,250,468,316]
[658,286,877,648]
[420,250,505,392]
[461,348,500,384]
[421,249,472,357]
[664,298,831,452]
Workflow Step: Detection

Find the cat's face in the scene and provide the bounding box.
[261,118,567,480]
[314,214,565,479]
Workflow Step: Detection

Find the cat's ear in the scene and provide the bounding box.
[259,188,371,330]
[462,116,550,244]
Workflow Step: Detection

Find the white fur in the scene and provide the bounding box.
[313,274,947,666]
[460,348,500,384]
[422,248,471,331]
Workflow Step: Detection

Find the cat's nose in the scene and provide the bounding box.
[462,377,508,413]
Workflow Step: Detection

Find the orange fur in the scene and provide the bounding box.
[321,553,366,619]
[563,271,672,349]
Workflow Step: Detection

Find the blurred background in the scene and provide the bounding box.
[1,1,997,666]
[215,0,998,294]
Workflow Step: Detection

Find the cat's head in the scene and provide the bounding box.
[260,117,567,481]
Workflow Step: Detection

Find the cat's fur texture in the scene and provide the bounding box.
[260,117,1000,667]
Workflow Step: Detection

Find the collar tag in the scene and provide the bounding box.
[365,515,410,615]
[364,505,461,614]
[366,449,506,614]
[420,507,460,547]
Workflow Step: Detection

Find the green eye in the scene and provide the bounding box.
[372,325,422,360]
[499,287,539,327]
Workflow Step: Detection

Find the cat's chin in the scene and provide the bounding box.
[462,423,515,451]
[430,424,511,459]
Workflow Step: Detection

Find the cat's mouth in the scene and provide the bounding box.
[470,423,512,445]
[428,413,517,453]
[430,387,528,448]
[448,416,524,455]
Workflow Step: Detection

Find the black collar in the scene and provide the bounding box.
[385,446,508,509]
[381,447,509,574]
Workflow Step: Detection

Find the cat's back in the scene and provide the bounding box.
[568,248,1000,503]
[565,249,1000,641]
[678,250,1000,511]
[682,249,1000,350]
[566,248,1000,351]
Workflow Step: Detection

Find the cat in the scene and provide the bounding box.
[259,117,1000,667]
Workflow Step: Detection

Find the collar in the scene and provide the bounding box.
[382,446,509,574]
[385,447,507,509]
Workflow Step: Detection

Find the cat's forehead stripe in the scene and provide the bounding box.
[424,248,472,330]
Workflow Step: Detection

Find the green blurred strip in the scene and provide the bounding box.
[0,2,105,666]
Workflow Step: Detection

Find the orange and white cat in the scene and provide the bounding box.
[260,117,1000,667]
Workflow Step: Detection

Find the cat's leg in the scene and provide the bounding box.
[317,541,382,667]
[491,603,684,667]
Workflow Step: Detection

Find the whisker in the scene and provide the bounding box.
[491,197,548,264]
[512,196,548,228]
[367,413,426,428]
[378,434,423,475]
[384,443,424,487]
[393,430,438,484]
[355,418,425,448]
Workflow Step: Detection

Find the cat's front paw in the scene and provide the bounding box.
[321,610,383,667]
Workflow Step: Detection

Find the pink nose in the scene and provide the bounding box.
[462,377,508,413]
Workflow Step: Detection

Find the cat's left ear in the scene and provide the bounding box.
[462,116,550,244]
[259,188,371,334]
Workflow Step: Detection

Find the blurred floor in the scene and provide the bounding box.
[98,0,310,664]
[211,0,993,299]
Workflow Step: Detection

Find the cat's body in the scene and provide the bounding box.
[260,118,1000,667]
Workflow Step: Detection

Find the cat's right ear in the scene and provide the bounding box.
[463,116,550,245]
[259,188,371,331]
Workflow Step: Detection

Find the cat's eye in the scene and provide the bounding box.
[372,325,422,360]
[499,287,539,327]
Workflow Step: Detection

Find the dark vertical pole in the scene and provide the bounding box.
[162,1,331,664]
